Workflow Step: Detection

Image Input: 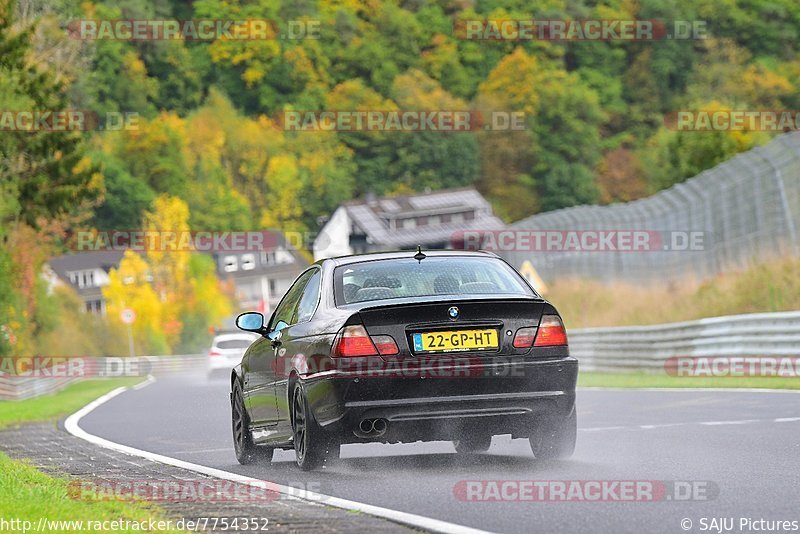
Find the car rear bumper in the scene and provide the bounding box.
[301,355,577,442]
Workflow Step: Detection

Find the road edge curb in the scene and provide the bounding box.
[64,379,494,534]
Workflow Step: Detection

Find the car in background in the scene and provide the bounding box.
[208,331,259,379]
[231,250,577,470]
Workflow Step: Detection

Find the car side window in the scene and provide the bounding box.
[269,269,314,330]
[294,270,321,323]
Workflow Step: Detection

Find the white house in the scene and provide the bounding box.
[313,187,505,260]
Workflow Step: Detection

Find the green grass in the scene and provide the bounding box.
[0,378,141,430]
[0,377,185,532]
[579,372,800,390]
[0,453,183,533]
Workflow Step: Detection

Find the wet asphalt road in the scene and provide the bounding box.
[79,371,800,533]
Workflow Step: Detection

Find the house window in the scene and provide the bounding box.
[429,215,440,226]
[269,279,276,294]
[451,213,464,224]
[223,255,238,272]
[88,272,95,287]
[261,251,275,265]
[403,218,416,229]
[242,254,255,270]
[275,248,293,264]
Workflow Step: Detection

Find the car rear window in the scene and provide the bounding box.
[215,339,253,350]
[335,257,533,305]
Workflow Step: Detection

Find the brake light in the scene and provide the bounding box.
[334,325,379,357]
[208,350,222,357]
[371,335,399,356]
[513,327,537,348]
[533,315,568,346]
[333,326,400,357]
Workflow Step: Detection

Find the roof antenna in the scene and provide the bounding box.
[413,245,426,263]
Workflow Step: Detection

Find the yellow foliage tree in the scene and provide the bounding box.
[478,47,541,115]
[260,154,305,232]
[102,250,169,356]
[143,195,192,346]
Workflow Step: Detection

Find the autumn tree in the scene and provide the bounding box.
[0,0,101,355]
[103,250,169,356]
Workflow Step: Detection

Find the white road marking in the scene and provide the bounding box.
[132,374,155,390]
[581,417,800,432]
[580,387,800,393]
[172,447,232,454]
[64,378,494,534]
[700,420,759,426]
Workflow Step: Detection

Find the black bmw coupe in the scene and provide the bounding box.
[231,250,577,470]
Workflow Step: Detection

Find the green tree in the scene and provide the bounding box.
[89,152,156,230]
[0,0,101,355]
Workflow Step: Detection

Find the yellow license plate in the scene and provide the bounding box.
[412,329,498,353]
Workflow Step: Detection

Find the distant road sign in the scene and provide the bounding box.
[121,308,136,325]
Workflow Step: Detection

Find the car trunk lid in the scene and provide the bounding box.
[356,298,545,358]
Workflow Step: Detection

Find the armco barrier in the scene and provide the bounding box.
[0,354,204,401]
[569,311,800,373]
[4,312,799,400]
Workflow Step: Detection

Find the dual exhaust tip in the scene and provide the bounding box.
[358,418,388,437]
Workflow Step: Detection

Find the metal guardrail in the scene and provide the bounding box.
[4,311,798,399]
[569,311,800,373]
[0,354,204,401]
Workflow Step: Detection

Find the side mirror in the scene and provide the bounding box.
[236,312,266,334]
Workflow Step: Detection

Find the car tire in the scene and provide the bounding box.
[292,384,337,471]
[453,435,492,453]
[231,381,258,464]
[529,408,577,460]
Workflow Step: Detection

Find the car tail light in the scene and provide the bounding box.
[208,350,222,357]
[333,326,400,357]
[371,335,399,356]
[533,315,568,347]
[513,327,537,348]
[334,325,379,357]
